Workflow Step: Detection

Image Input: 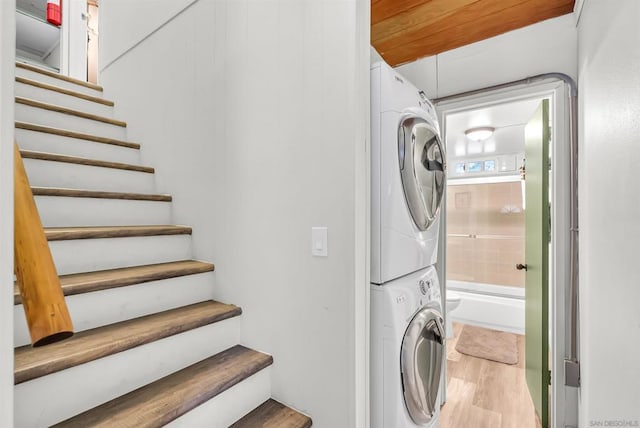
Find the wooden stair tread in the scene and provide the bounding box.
[16,61,104,91]
[20,149,154,173]
[230,399,313,428]
[44,225,192,241]
[15,122,140,149]
[14,301,242,384]
[32,186,172,202]
[16,97,126,127]
[14,260,215,305]
[53,345,272,427]
[15,76,114,106]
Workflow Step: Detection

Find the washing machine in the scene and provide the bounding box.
[371,266,445,428]
[370,61,446,285]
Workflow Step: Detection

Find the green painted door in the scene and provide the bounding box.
[524,99,550,428]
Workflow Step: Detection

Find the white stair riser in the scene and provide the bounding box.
[15,128,141,165]
[168,369,272,428]
[36,196,172,227]
[50,235,193,275]
[14,319,241,428]
[14,272,215,347]
[24,158,156,194]
[15,67,104,98]
[15,81,114,118]
[15,103,127,140]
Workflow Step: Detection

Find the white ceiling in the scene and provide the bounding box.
[17,0,46,19]
[445,98,543,160]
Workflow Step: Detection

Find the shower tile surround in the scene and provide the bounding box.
[447,181,525,287]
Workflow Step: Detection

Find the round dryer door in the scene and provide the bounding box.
[400,306,445,425]
[398,114,446,231]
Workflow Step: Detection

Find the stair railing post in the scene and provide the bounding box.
[14,142,74,346]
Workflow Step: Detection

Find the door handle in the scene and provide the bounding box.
[516,263,528,271]
[398,128,405,171]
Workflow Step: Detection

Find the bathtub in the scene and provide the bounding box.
[446,280,524,334]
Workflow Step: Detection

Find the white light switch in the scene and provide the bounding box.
[311,227,328,257]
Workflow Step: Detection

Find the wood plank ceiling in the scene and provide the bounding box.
[372,0,575,66]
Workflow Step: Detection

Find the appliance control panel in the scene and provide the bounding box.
[418,276,440,304]
[418,91,437,122]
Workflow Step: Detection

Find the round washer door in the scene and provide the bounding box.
[398,114,446,231]
[400,306,445,425]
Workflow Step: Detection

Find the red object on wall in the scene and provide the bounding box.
[46,0,62,27]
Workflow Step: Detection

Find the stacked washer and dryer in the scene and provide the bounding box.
[370,61,447,428]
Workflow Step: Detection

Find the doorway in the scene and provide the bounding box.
[15,0,61,71]
[15,0,98,82]
[435,79,577,428]
[86,0,98,84]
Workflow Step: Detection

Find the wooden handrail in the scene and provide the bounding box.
[14,143,74,346]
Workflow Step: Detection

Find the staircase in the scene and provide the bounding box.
[13,62,312,428]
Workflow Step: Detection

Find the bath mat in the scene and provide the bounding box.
[455,324,518,365]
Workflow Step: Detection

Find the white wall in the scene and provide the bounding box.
[0,1,14,426]
[577,0,640,424]
[100,0,197,70]
[100,1,368,426]
[370,46,383,64]
[44,42,61,69]
[395,13,577,98]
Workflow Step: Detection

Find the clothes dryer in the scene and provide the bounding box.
[371,61,446,284]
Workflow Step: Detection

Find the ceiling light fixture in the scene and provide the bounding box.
[465,126,495,142]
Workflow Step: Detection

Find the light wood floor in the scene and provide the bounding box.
[440,323,542,428]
